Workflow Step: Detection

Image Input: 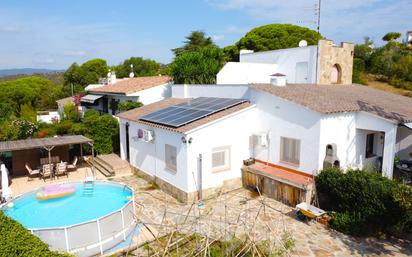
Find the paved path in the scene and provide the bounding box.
[114,175,412,257]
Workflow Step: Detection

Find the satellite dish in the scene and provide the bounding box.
[299,40,308,47]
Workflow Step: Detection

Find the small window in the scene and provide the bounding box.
[212,146,231,172]
[365,134,375,158]
[165,144,177,172]
[280,137,301,166]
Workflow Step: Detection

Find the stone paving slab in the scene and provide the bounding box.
[113,174,412,256]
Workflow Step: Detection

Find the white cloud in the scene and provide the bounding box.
[64,50,87,57]
[212,34,225,41]
[0,25,21,33]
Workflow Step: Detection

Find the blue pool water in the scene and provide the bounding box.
[3,182,132,229]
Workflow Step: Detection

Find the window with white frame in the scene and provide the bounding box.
[165,144,177,172]
[212,146,231,172]
[280,137,301,166]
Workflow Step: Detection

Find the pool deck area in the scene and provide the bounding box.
[9,166,133,196]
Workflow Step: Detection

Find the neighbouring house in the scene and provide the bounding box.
[117,81,412,204]
[56,96,83,118]
[36,111,60,124]
[217,39,354,85]
[81,72,173,115]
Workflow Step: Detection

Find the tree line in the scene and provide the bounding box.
[353,32,412,90]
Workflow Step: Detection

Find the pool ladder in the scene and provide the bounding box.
[83,181,94,196]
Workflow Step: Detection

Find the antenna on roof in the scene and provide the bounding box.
[314,0,321,84]
[129,64,134,78]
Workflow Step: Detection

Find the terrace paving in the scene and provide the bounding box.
[113,174,412,257]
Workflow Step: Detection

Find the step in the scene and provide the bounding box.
[93,159,115,177]
[95,154,131,173]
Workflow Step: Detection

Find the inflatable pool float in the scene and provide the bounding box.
[36,185,76,201]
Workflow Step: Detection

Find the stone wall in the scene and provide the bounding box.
[318,39,354,85]
[132,166,242,203]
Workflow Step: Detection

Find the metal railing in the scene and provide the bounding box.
[15,181,135,257]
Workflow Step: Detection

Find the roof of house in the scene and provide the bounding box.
[250,83,412,123]
[117,98,254,133]
[88,75,172,95]
[0,135,93,152]
[56,96,74,106]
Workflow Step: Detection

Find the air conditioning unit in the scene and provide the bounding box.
[250,133,268,147]
[137,129,154,142]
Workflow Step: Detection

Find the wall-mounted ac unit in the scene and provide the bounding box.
[250,133,268,147]
[137,129,154,142]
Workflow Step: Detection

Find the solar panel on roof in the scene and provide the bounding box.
[140,97,248,128]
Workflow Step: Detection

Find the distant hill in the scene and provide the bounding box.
[0,68,64,77]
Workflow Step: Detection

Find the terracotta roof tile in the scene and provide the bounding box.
[88,76,172,95]
[251,83,412,123]
[117,98,254,133]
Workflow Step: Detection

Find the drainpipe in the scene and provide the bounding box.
[198,154,202,201]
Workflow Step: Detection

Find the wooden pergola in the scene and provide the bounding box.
[0,135,94,172]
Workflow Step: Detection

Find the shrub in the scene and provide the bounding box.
[0,211,71,256]
[316,168,411,236]
[117,101,143,112]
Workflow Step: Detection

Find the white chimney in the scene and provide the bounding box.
[239,49,254,62]
[270,73,287,87]
[110,71,117,84]
[129,64,134,78]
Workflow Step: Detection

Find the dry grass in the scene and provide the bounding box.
[365,79,412,97]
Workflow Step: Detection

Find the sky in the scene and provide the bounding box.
[0,0,411,69]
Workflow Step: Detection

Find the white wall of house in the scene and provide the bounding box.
[248,88,322,174]
[172,84,250,99]
[119,106,257,193]
[216,63,278,84]
[239,46,318,84]
[119,119,190,192]
[185,106,257,192]
[396,126,412,160]
[355,112,398,178]
[128,84,172,105]
[37,111,60,124]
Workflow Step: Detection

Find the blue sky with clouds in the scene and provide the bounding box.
[0,0,411,69]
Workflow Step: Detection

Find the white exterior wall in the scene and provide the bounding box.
[37,111,60,123]
[128,83,172,105]
[239,46,318,84]
[172,84,250,99]
[185,107,258,192]
[396,126,412,160]
[248,89,322,174]
[120,119,190,192]
[216,62,278,84]
[319,114,357,172]
[120,106,256,193]
[356,112,397,178]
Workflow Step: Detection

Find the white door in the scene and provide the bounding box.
[295,62,308,83]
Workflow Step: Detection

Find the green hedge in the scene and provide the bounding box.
[0,211,71,257]
[316,168,412,236]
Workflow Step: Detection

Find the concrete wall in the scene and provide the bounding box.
[248,88,322,174]
[216,62,278,84]
[318,40,354,85]
[396,126,412,160]
[172,84,250,99]
[120,106,257,196]
[128,83,172,105]
[239,45,318,84]
[318,113,357,172]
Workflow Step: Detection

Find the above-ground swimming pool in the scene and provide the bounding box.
[2,181,135,257]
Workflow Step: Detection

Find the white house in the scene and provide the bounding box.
[117,81,412,203]
[81,75,173,115]
[217,39,355,85]
[407,30,412,46]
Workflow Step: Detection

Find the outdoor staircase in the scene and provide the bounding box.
[83,181,94,196]
[92,154,131,177]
